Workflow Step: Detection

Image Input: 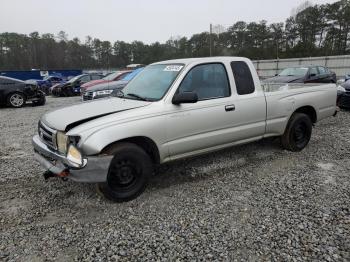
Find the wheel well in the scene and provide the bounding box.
[294,106,317,123]
[6,91,27,103]
[101,136,160,165]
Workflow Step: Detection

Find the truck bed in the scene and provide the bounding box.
[261,82,335,93]
[261,82,337,137]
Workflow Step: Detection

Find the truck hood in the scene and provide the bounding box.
[87,80,129,91]
[42,97,151,131]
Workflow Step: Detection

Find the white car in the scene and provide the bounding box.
[33,57,337,202]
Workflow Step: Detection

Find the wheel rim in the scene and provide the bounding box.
[109,159,139,190]
[10,94,24,107]
[293,122,309,148]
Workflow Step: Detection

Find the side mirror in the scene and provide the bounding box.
[172,92,198,105]
[310,73,316,77]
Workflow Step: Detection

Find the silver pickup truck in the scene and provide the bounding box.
[33,57,337,202]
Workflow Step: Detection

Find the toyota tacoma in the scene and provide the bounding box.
[33,57,337,202]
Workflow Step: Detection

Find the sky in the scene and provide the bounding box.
[0,0,339,44]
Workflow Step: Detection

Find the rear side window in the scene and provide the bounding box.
[230,61,255,95]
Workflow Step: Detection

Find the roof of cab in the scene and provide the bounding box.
[151,56,250,66]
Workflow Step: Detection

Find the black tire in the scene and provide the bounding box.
[98,142,153,202]
[7,92,26,108]
[64,88,74,97]
[281,113,312,152]
[33,95,46,106]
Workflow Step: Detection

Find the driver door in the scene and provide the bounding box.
[165,62,265,160]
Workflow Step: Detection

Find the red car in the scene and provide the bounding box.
[80,71,131,92]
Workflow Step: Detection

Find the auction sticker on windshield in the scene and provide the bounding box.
[164,65,183,72]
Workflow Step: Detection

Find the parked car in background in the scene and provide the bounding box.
[126,64,145,70]
[35,75,66,94]
[33,57,337,202]
[337,80,350,109]
[51,73,104,97]
[82,68,143,101]
[80,71,131,92]
[0,76,45,108]
[264,66,336,84]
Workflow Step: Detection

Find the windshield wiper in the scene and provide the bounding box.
[126,93,149,101]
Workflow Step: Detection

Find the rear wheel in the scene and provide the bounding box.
[281,113,312,152]
[98,143,153,202]
[7,92,26,108]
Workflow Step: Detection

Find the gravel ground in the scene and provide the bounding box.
[0,96,349,261]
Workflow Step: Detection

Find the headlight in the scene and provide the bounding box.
[337,85,346,92]
[56,131,68,154]
[95,90,114,96]
[67,145,84,168]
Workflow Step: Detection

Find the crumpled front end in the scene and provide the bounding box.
[337,90,350,109]
[32,121,112,183]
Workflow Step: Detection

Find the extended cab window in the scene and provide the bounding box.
[231,61,255,95]
[178,63,230,101]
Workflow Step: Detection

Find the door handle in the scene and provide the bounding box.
[225,105,235,112]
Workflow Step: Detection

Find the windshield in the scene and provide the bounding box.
[122,68,143,81]
[120,64,184,101]
[103,72,119,81]
[279,67,308,77]
[68,75,81,83]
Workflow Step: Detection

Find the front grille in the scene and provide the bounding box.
[38,121,57,150]
[82,91,94,101]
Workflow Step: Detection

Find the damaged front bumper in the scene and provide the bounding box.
[32,135,112,183]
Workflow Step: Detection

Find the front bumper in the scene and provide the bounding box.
[28,90,45,102]
[32,135,112,183]
[337,92,350,109]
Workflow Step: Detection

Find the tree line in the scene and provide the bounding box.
[0,0,349,70]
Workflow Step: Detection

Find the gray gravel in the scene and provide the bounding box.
[0,96,349,261]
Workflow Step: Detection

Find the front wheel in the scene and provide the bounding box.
[7,92,26,108]
[281,113,312,152]
[97,143,153,202]
[33,93,46,106]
